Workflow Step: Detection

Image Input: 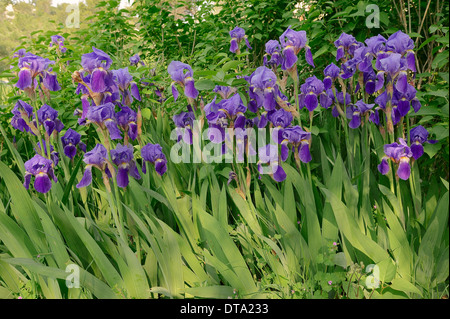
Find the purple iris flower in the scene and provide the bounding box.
[346,100,376,129]
[112,67,141,106]
[11,100,34,133]
[129,54,144,66]
[116,106,138,141]
[323,63,340,90]
[13,49,27,58]
[34,141,59,166]
[250,66,278,111]
[376,52,409,93]
[173,111,195,144]
[365,35,386,55]
[61,128,86,160]
[37,104,64,136]
[167,61,199,102]
[385,31,415,72]
[378,138,413,180]
[278,126,312,163]
[263,40,282,67]
[391,83,421,117]
[76,144,111,188]
[141,143,167,176]
[268,109,293,144]
[49,35,67,53]
[279,25,314,69]
[16,53,60,91]
[299,76,329,112]
[110,143,141,188]
[227,171,237,185]
[409,125,437,160]
[257,144,286,182]
[23,154,57,193]
[86,102,122,140]
[213,85,237,99]
[229,26,252,53]
[81,47,114,93]
[334,32,363,61]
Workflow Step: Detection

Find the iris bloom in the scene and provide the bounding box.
[37,104,64,137]
[129,54,144,66]
[279,26,314,70]
[323,63,340,90]
[213,85,237,99]
[173,111,195,144]
[278,126,312,163]
[86,102,122,140]
[35,141,59,166]
[141,143,167,176]
[111,143,141,188]
[385,31,415,72]
[409,125,437,160]
[378,138,413,180]
[11,100,34,133]
[77,144,112,188]
[112,67,141,106]
[257,144,286,182]
[346,100,376,129]
[61,128,86,160]
[334,32,363,61]
[81,47,114,93]
[263,40,282,67]
[391,83,421,119]
[167,61,199,102]
[299,76,330,112]
[49,35,67,53]
[250,66,279,111]
[116,106,138,141]
[229,26,252,53]
[24,154,57,193]
[16,53,60,91]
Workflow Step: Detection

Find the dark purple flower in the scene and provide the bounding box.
[213,85,237,99]
[129,54,144,66]
[110,143,141,188]
[323,63,340,90]
[13,49,27,58]
[279,26,314,69]
[346,100,375,129]
[263,40,282,67]
[16,53,60,91]
[299,76,327,112]
[250,66,278,111]
[365,35,386,55]
[86,102,122,140]
[61,128,85,160]
[378,138,413,180]
[81,47,114,93]
[23,154,57,193]
[385,31,415,71]
[173,111,195,144]
[167,61,199,102]
[392,83,420,117]
[141,143,167,176]
[37,104,64,136]
[11,100,34,133]
[77,144,111,188]
[112,67,141,106]
[49,35,67,53]
[257,144,286,182]
[278,126,312,163]
[229,26,251,53]
[409,125,437,160]
[116,106,138,141]
[334,32,363,61]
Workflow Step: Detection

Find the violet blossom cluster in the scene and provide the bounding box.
[11,40,167,194]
